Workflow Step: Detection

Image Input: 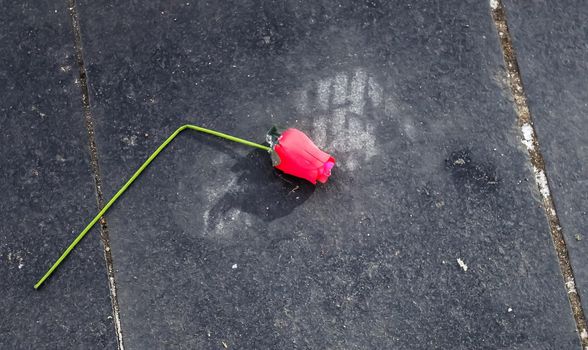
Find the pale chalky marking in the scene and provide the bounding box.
[317,78,332,110]
[349,68,368,115]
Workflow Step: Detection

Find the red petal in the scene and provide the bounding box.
[273,129,335,184]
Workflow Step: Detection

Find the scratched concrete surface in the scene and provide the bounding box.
[1,0,587,349]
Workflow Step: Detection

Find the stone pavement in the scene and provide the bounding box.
[504,0,588,329]
[0,1,116,348]
[1,1,587,349]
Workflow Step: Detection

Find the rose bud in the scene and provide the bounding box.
[267,127,336,184]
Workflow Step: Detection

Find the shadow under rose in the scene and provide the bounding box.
[206,148,316,230]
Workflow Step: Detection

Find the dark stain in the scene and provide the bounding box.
[445,149,499,194]
[206,149,315,229]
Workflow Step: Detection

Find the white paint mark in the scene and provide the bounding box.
[457,258,468,272]
[519,123,554,200]
[331,108,347,131]
[332,73,348,105]
[231,264,238,269]
[317,78,332,110]
[329,118,377,171]
[521,123,534,151]
[349,68,368,114]
[534,169,551,198]
[294,68,384,171]
[348,117,363,135]
[312,116,328,147]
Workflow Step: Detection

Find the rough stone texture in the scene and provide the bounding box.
[78,0,579,348]
[0,2,116,349]
[504,0,588,315]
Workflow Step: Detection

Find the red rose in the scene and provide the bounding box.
[35,123,337,290]
[267,127,336,184]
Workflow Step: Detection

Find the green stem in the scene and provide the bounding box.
[34,124,270,289]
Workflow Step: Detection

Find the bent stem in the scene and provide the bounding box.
[34,124,270,289]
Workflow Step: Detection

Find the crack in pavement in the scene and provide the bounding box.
[491,0,588,348]
[67,1,125,349]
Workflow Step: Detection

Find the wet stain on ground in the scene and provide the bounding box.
[445,149,499,194]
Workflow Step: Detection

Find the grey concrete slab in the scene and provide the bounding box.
[504,0,588,315]
[79,0,579,348]
[0,2,116,349]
